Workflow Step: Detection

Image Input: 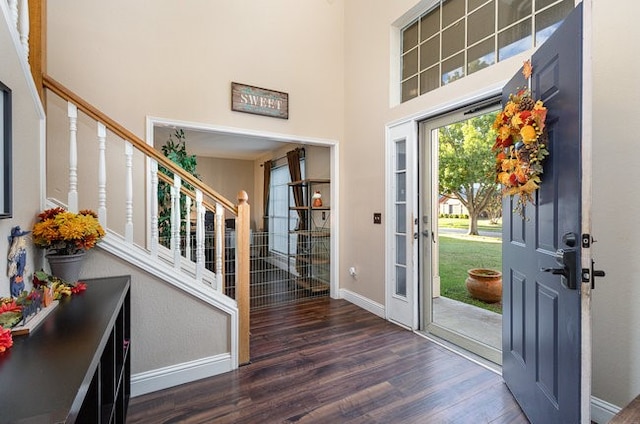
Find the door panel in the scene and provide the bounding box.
[502,4,583,423]
[386,121,417,328]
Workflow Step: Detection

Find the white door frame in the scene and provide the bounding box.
[384,86,502,332]
[580,0,594,419]
[419,108,502,365]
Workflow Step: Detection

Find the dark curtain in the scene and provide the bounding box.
[287,148,308,276]
[287,148,306,230]
[261,160,272,257]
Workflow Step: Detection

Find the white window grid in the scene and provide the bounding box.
[401,0,574,103]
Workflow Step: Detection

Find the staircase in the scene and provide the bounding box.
[4,0,251,366]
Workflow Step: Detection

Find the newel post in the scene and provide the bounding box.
[236,190,250,365]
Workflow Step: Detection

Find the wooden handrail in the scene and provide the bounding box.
[28,0,46,103]
[42,74,238,215]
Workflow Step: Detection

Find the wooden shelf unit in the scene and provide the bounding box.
[0,276,131,423]
[288,179,330,292]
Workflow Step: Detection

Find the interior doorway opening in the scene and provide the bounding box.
[420,104,503,364]
[149,120,338,309]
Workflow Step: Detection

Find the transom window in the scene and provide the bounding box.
[401,0,574,103]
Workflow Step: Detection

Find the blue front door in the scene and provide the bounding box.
[502,4,584,423]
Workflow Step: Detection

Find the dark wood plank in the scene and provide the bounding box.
[610,394,640,424]
[127,297,528,423]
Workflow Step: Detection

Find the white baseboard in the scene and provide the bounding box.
[131,353,232,397]
[339,288,385,318]
[591,395,620,424]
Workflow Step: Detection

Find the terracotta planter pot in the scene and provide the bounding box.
[465,268,502,303]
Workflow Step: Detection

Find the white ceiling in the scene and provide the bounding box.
[154,126,288,161]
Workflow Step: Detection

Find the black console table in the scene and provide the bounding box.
[0,276,131,423]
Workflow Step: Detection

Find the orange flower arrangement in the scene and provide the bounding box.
[32,208,105,255]
[492,79,548,215]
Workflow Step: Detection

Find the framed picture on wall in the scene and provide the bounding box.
[0,81,12,219]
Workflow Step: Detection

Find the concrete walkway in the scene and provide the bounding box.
[432,296,502,350]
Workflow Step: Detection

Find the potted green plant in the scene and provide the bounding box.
[157,129,200,247]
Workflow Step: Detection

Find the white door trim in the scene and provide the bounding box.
[580,0,594,421]
[384,86,502,332]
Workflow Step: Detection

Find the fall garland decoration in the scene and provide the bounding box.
[492,60,548,215]
[0,272,87,354]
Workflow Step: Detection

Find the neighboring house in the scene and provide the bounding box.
[0,1,638,422]
[438,195,468,217]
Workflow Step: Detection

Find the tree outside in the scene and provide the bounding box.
[438,111,501,235]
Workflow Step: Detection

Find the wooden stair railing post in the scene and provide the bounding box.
[236,191,250,365]
[28,0,45,102]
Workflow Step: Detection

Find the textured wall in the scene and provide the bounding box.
[82,249,229,374]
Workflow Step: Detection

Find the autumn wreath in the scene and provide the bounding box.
[492,66,548,215]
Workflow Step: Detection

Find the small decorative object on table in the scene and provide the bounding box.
[312,190,323,207]
[0,271,88,340]
[31,208,105,283]
[7,226,30,298]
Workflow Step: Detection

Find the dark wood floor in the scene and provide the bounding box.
[127,297,529,423]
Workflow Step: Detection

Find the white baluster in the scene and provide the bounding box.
[67,102,78,212]
[8,0,17,32]
[185,195,192,261]
[171,175,182,267]
[195,190,204,282]
[97,123,107,227]
[215,202,224,291]
[124,142,133,243]
[150,160,159,256]
[17,0,29,59]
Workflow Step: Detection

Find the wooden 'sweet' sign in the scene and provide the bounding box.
[231,82,288,119]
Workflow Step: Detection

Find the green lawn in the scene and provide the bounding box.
[438,233,502,314]
[438,217,502,233]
